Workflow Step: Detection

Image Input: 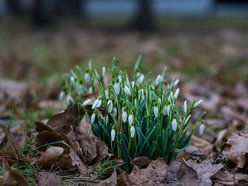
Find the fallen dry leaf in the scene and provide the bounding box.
[37,172,63,186]
[98,170,117,186]
[223,132,248,168]
[131,156,151,168]
[2,158,29,186]
[117,158,168,186]
[184,159,223,186]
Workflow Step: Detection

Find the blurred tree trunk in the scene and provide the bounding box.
[133,0,155,31]
[7,0,22,15]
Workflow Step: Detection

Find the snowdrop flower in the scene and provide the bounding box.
[111,129,116,142]
[105,90,109,99]
[88,86,93,94]
[70,76,75,84]
[118,75,122,83]
[92,99,102,109]
[102,67,106,77]
[112,107,117,117]
[163,105,170,116]
[91,113,96,123]
[107,100,113,113]
[155,74,163,86]
[58,91,65,101]
[130,125,135,138]
[66,95,74,105]
[83,99,92,106]
[84,73,91,84]
[183,100,187,114]
[128,114,134,126]
[136,73,144,85]
[124,86,131,96]
[153,106,159,118]
[171,119,177,131]
[174,88,180,99]
[122,110,128,123]
[174,79,180,87]
[194,99,203,108]
[114,82,120,95]
[131,81,135,88]
[199,124,205,135]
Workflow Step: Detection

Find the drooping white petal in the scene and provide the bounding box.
[155,74,163,86]
[114,83,120,95]
[92,99,100,109]
[122,111,128,123]
[174,79,180,87]
[130,125,135,138]
[171,119,177,131]
[128,114,134,126]
[91,113,96,123]
[107,100,113,113]
[83,99,92,106]
[84,73,91,84]
[111,129,116,142]
[183,100,187,114]
[124,86,131,96]
[58,91,65,101]
[153,106,159,118]
[194,99,203,108]
[199,124,205,135]
[174,88,180,99]
[88,87,93,94]
[136,73,144,85]
[102,67,106,77]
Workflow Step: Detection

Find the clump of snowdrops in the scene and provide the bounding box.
[62,58,205,165]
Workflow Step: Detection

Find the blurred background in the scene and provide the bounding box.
[0,0,248,83]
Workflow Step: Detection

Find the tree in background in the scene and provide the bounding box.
[133,0,155,31]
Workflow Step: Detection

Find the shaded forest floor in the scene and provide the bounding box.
[0,17,248,185]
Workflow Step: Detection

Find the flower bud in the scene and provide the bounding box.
[88,87,93,94]
[199,124,205,135]
[92,99,102,109]
[114,83,120,95]
[184,100,187,114]
[136,73,144,85]
[171,119,177,131]
[58,91,65,101]
[153,106,159,118]
[111,129,116,142]
[91,113,96,123]
[102,67,106,77]
[194,99,203,108]
[174,79,180,87]
[83,99,92,106]
[131,81,135,88]
[155,74,163,86]
[174,88,180,99]
[122,110,128,123]
[84,73,91,84]
[107,100,113,113]
[130,125,135,138]
[163,105,170,116]
[124,86,131,96]
[128,114,134,126]
[70,76,75,84]
[66,95,74,105]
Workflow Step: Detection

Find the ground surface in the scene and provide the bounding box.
[0,17,248,185]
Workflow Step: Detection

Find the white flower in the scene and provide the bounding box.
[194,99,203,108]
[105,90,109,99]
[155,74,163,86]
[124,86,131,96]
[102,67,106,77]
[174,88,180,99]
[107,100,113,113]
[83,99,92,106]
[58,91,65,101]
[136,73,144,85]
[91,113,96,123]
[118,75,122,83]
[88,87,93,94]
[84,73,91,84]
[130,125,135,138]
[174,79,180,87]
[131,81,135,88]
[199,124,205,135]
[153,106,159,118]
[111,129,116,142]
[70,76,75,84]
[112,107,117,117]
[92,99,102,109]
[163,105,170,116]
[171,119,177,131]
[128,114,134,126]
[66,95,74,105]
[114,83,120,95]
[122,110,128,123]
[184,100,187,114]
